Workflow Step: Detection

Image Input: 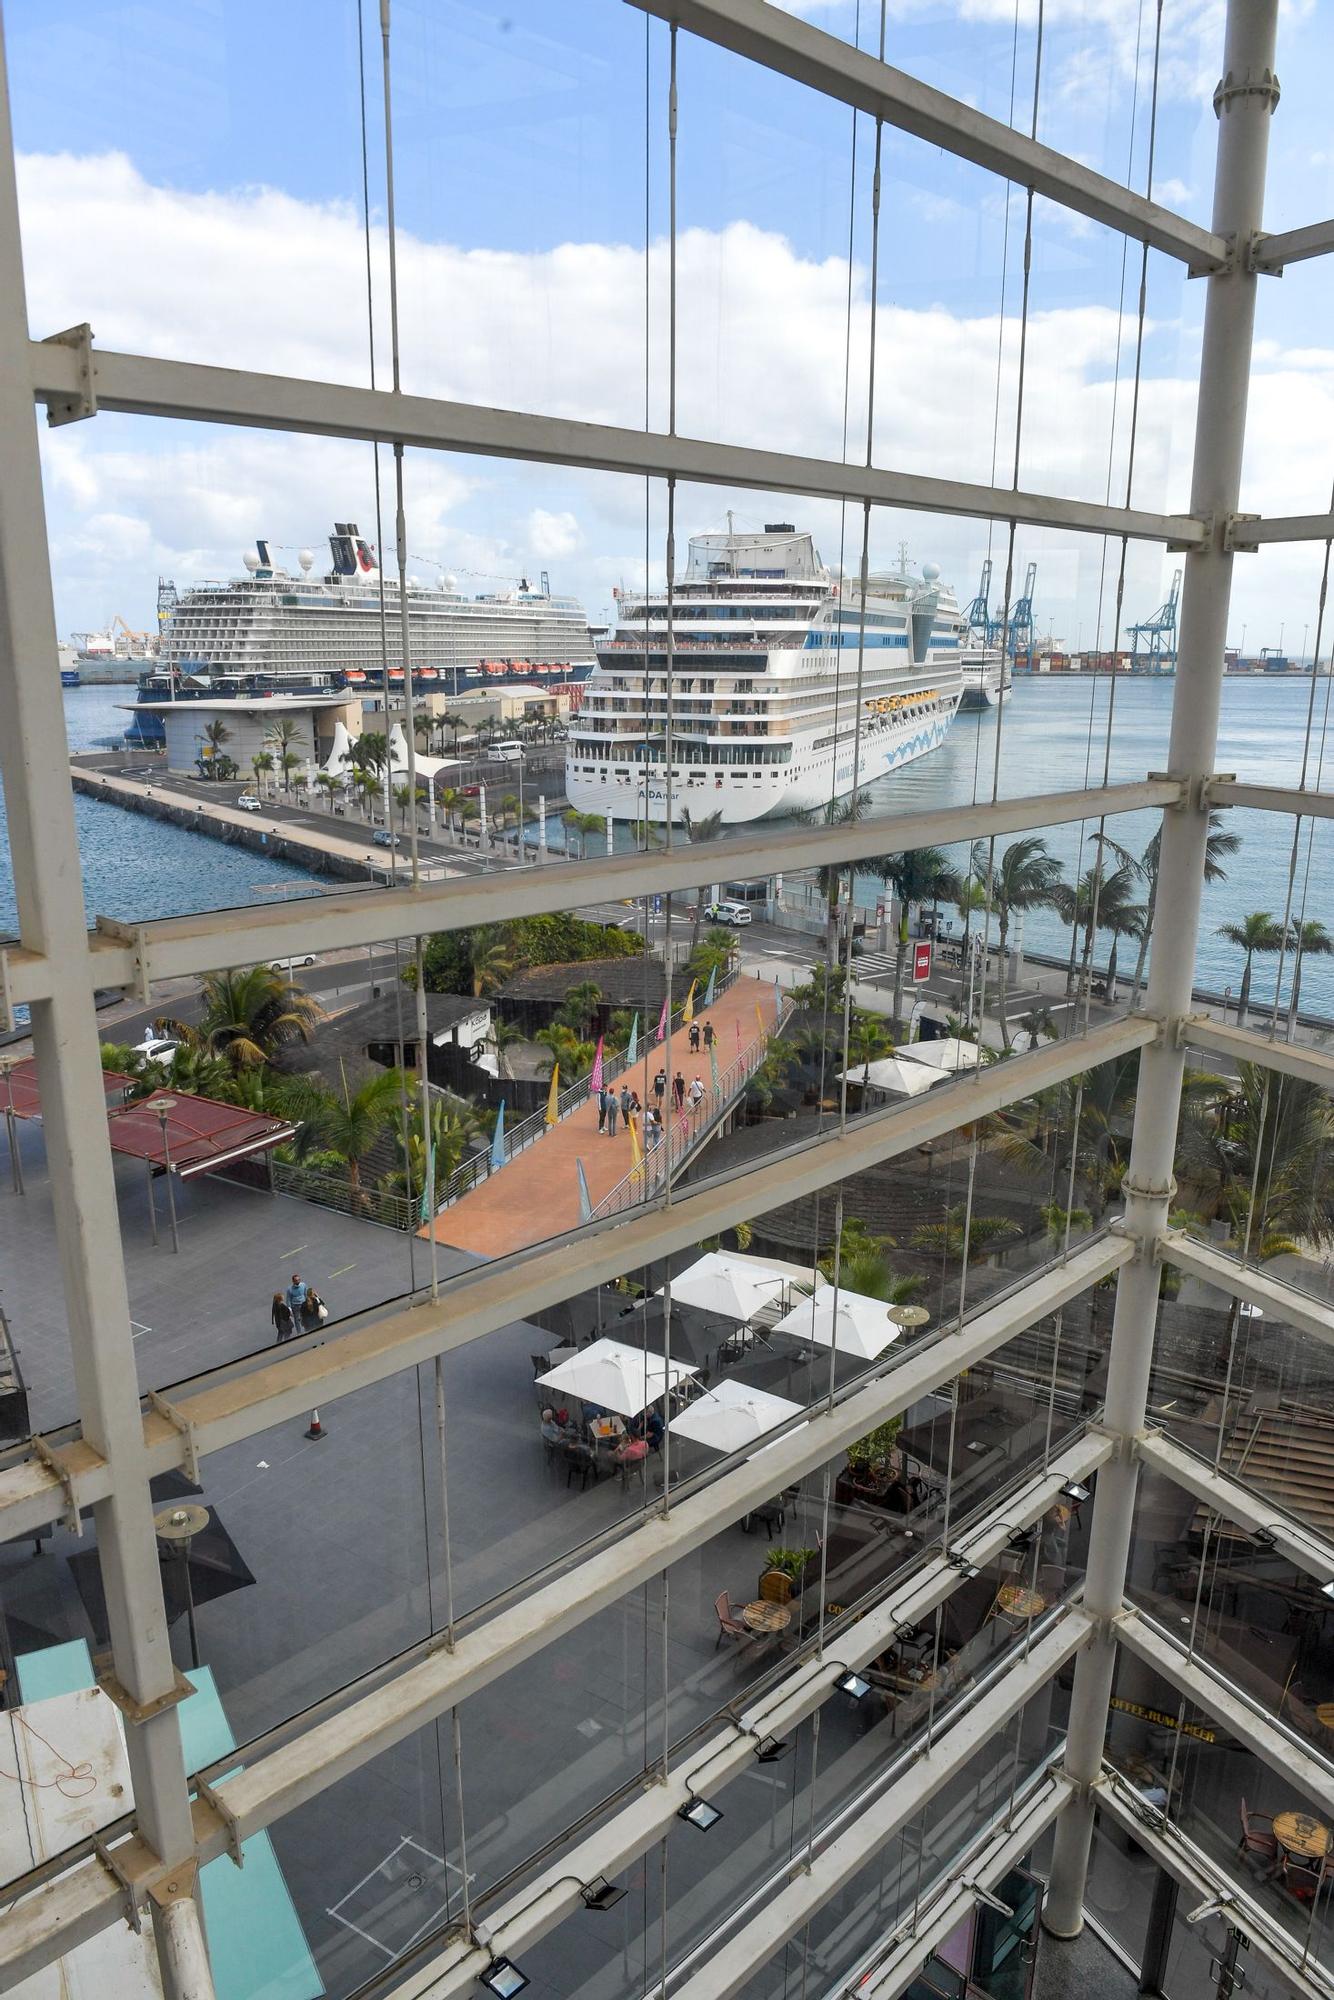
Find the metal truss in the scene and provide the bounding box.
[1138,1429,1334,1590]
[1159,1229,1334,1351]
[0,777,1183,1011]
[629,0,1226,271]
[1097,1769,1334,2000]
[1205,777,1334,816]
[1253,218,1334,273]
[377,1437,1113,1999]
[0,1038,1145,1541]
[1183,1014,1334,1092]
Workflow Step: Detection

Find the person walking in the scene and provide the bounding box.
[688,1021,701,1054]
[597,1085,609,1133]
[687,1074,705,1111]
[606,1091,620,1136]
[619,1083,632,1126]
[672,1071,686,1111]
[629,1090,642,1118]
[286,1272,308,1320]
[653,1068,667,1106]
[647,1105,662,1151]
[703,1020,716,1050]
[271,1291,296,1343]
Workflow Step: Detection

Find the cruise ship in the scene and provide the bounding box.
[125,525,596,746]
[958,640,1011,709]
[565,524,967,826]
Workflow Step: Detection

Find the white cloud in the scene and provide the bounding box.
[17,148,1334,652]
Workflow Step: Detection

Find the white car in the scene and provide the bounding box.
[270,954,317,971]
[130,1033,179,1066]
[704,900,753,926]
[373,828,400,848]
[236,792,263,812]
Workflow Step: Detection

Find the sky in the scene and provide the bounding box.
[7,0,1334,654]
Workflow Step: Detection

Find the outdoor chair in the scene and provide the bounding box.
[563,1443,598,1492]
[530,1353,549,1378]
[1237,1798,1279,1876]
[714,1591,748,1649]
[758,1569,792,1605]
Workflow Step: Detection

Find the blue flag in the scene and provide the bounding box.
[626,1012,639,1064]
[704,965,717,1008]
[490,1098,506,1172]
[577,1157,593,1223]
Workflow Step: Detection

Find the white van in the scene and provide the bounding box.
[705,899,753,926]
[494,741,525,763]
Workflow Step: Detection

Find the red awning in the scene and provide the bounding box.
[1,1059,135,1120]
[105,1090,297,1179]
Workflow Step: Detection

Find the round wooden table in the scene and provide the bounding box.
[997,1584,1046,1620]
[742,1600,792,1635]
[1274,1810,1331,1860]
[1315,1702,1334,1732]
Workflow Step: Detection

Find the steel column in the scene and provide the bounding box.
[1044,0,1280,1937]
[0,15,197,1885]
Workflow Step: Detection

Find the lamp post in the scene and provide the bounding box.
[155,1095,179,1254]
[153,1501,209,1670]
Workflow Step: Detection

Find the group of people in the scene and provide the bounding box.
[596,1080,642,1136]
[540,1401,665,1481]
[687,1020,716,1055]
[652,1068,706,1114]
[270,1271,328,1344]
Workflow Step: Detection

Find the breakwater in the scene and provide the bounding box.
[68,768,374,886]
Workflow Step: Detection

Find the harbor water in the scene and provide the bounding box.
[0,678,1330,1018]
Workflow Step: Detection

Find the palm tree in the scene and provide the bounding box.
[315,771,340,810]
[164,965,324,1068]
[911,1203,1021,1264]
[846,1011,893,1085]
[876,847,960,1030]
[562,808,603,859]
[818,1217,923,1303]
[393,782,414,830]
[1217,911,1286,1023]
[439,787,463,833]
[1049,862,1144,1000]
[440,711,465,755]
[265,716,304,797]
[489,1016,528,1079]
[970,836,1065,1049]
[682,807,726,958]
[251,750,275,796]
[1176,1060,1334,1250]
[1286,918,1332,1030]
[955,874,988,1009]
[797,790,874,946]
[201,718,231,774]
[558,979,603,1040]
[534,1022,594,1077]
[309,1066,409,1201]
[1127,812,1240,1004]
[470,929,514,999]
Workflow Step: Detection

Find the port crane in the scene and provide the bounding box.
[1128,570,1181,674]
[1000,561,1037,662]
[964,558,994,639]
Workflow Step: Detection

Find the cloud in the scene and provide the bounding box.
[17,148,1334,653]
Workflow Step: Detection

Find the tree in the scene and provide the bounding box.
[562,807,604,859]
[393,782,414,830]
[558,978,603,1039]
[163,965,324,1068]
[682,807,726,958]
[1176,1060,1334,1251]
[200,718,231,774]
[470,930,515,998]
[955,874,988,1014]
[818,1217,923,1303]
[1127,812,1240,1003]
[315,771,341,810]
[846,1010,893,1084]
[439,787,463,832]
[1286,918,1332,1028]
[534,1022,594,1077]
[911,1203,1021,1264]
[251,750,274,795]
[796,790,874,947]
[969,836,1064,1048]
[1216,911,1285,1023]
[1049,862,1144,999]
[265,716,304,797]
[875,846,960,1029]
[307,1066,409,1201]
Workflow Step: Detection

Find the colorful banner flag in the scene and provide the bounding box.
[589,1036,605,1096]
[545,1064,560,1125]
[682,980,697,1025]
[704,964,717,1009]
[709,1042,719,1096]
[735,1018,742,1051]
[655,996,668,1043]
[755,1002,766,1043]
[489,1097,506,1172]
[626,1012,639,1064]
[576,1156,592,1222]
[629,1111,643,1177]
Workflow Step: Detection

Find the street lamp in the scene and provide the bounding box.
[155,1096,180,1254]
[153,1501,209,1669]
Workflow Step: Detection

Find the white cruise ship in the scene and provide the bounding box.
[126,525,596,745]
[958,640,1011,709]
[565,524,966,826]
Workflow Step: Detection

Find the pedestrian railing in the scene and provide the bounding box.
[588,995,792,1221]
[432,962,741,1212]
[271,1158,417,1231]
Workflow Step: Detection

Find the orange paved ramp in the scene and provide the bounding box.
[426,974,780,1258]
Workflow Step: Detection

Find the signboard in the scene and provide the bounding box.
[911,940,932,983]
[1109,1695,1215,1743]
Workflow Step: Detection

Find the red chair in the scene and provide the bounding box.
[1238,1798,1279,1876]
[714,1591,748,1649]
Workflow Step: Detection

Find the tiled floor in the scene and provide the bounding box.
[1036,1925,1139,2000]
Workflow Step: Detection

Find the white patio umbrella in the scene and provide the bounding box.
[834,1056,940,1098]
[668,1377,803,1453]
[901,1036,982,1073]
[536,1336,698,1418]
[655,1251,791,1323]
[771,1284,901,1363]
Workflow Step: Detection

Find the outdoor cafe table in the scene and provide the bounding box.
[589,1416,625,1443]
[742,1600,792,1635]
[1274,1810,1331,1860]
[997,1583,1046,1620]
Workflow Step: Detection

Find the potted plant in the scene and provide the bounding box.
[841,1418,902,1496]
[759,1546,816,1603]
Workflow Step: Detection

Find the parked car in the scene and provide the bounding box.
[373,828,400,848]
[270,954,318,970]
[130,1032,180,1066]
[236,792,263,812]
[704,900,753,926]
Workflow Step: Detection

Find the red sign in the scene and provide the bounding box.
[912,940,933,983]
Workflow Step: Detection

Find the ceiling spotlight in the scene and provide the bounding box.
[677,1797,723,1831]
[1061,1481,1091,1504]
[1322,1581,1334,1602]
[946,1549,981,1578]
[1008,1528,1034,1552]
[580,1877,627,1912]
[886,1303,931,1329]
[479,1958,530,1997]
[834,1670,872,1702]
[755,1736,789,1764]
[1251,1526,1277,1549]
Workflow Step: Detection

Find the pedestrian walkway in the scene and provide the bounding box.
[427,975,781,1258]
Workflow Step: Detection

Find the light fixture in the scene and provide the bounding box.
[885,1303,931,1329]
[479,1957,530,1997]
[1251,1526,1276,1549]
[834,1670,872,1702]
[1007,1528,1034,1552]
[580,1877,627,1912]
[945,1549,981,1579]
[967,1883,1015,1919]
[1322,1581,1334,1601]
[677,1797,723,1831]
[1061,1480,1090,1503]
[1186,1893,1233,1926]
[755,1735,789,1764]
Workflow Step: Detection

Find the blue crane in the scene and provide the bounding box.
[964,558,993,638]
[1002,561,1037,663]
[1129,570,1181,674]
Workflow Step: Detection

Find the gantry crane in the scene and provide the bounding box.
[1128,569,1181,674]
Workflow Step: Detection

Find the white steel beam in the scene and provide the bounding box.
[1,776,1183,1008]
[1205,777,1334,816]
[26,341,1204,560]
[1160,1229,1334,1350]
[1098,1770,1334,2000]
[0,1033,1147,1541]
[1138,1429,1334,1588]
[629,0,1226,272]
[1116,1609,1334,1825]
[384,1435,1112,2000]
[666,1615,1092,2000]
[1253,217,1334,272]
[1181,1013,1334,1091]
[1232,514,1334,546]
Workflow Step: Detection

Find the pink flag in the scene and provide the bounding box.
[655,996,669,1043]
[589,1035,605,1095]
[735,1018,741,1051]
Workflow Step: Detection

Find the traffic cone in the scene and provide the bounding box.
[305,1409,326,1440]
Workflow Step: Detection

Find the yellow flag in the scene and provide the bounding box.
[755,1002,766,1042]
[545,1063,560,1125]
[682,980,697,1025]
[629,1110,643,1177]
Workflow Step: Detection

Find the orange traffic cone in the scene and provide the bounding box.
[305,1409,326,1440]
